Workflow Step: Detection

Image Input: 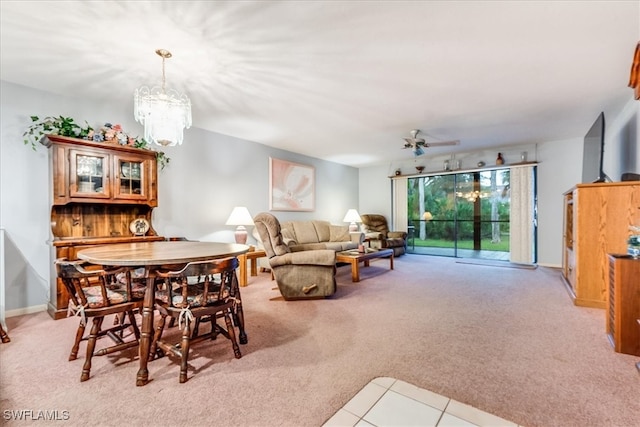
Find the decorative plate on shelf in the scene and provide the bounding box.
[130,218,150,236]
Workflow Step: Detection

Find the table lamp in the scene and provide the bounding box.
[225,207,254,244]
[343,209,362,232]
[423,211,433,221]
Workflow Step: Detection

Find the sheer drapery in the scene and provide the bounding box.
[509,165,535,263]
[392,176,408,232]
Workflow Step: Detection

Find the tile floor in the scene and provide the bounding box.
[323,377,522,427]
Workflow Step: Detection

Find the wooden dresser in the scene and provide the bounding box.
[561,182,640,308]
[42,135,165,319]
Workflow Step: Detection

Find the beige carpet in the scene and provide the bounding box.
[1,255,639,427]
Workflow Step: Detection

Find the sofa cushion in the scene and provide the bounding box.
[283,221,321,244]
[329,225,350,242]
[312,220,331,242]
[324,241,357,251]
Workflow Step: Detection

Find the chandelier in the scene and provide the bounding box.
[455,190,493,202]
[134,49,192,146]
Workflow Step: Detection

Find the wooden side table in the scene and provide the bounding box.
[238,249,267,287]
[606,255,640,357]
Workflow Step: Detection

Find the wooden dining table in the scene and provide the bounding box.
[77,240,249,386]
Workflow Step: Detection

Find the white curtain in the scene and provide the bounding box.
[392,177,408,232]
[509,166,535,263]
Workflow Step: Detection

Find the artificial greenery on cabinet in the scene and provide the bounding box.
[23,115,170,169]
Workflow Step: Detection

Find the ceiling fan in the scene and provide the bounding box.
[403,129,459,156]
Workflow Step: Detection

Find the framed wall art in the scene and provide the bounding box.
[269,157,315,211]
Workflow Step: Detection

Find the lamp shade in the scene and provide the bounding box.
[423,211,433,221]
[343,209,362,223]
[226,207,254,244]
[343,209,362,232]
[225,207,254,226]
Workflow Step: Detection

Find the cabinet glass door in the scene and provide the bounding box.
[69,150,109,198]
[115,156,147,200]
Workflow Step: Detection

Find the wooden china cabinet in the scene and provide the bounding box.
[42,135,165,319]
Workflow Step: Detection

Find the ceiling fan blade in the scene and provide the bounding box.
[423,140,459,147]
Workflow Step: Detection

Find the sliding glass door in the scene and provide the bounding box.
[406,167,532,261]
[408,174,456,257]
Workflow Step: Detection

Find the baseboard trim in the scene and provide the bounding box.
[455,259,537,269]
[537,262,561,269]
[5,304,48,318]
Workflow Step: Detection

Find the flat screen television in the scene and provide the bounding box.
[581,112,609,183]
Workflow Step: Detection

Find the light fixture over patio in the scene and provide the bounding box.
[134,49,192,147]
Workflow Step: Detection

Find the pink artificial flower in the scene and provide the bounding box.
[112,124,123,132]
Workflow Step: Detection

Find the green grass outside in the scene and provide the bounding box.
[411,238,510,252]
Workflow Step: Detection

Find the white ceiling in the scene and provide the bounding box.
[1,1,638,167]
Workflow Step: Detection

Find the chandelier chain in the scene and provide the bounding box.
[161,55,166,93]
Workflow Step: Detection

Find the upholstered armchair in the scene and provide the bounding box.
[360,214,407,257]
[253,212,337,300]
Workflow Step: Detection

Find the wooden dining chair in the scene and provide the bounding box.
[0,323,9,343]
[151,257,242,383]
[55,259,145,382]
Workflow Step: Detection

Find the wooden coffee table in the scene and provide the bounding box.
[336,248,394,282]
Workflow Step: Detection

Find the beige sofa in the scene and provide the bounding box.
[279,220,364,252]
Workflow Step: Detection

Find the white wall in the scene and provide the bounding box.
[606,99,640,180]
[0,81,358,313]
